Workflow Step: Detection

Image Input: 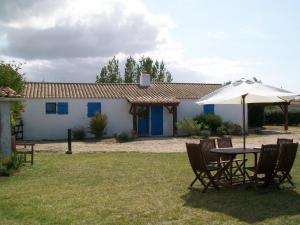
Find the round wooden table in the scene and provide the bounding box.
[210,147,261,186]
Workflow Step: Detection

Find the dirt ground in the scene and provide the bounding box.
[28,126,300,153]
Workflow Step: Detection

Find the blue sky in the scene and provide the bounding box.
[143,0,300,91]
[0,0,299,92]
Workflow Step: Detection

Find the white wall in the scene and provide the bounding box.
[215,104,248,129]
[22,98,248,140]
[177,100,248,128]
[22,98,133,140]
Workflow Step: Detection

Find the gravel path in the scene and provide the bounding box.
[31,126,300,153]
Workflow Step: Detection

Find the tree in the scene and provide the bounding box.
[124,56,137,83]
[96,56,173,83]
[96,66,108,83]
[0,62,25,124]
[96,56,122,83]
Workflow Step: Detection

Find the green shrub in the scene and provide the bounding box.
[216,125,228,136]
[115,132,134,143]
[223,122,242,135]
[265,111,300,126]
[176,118,203,136]
[89,113,108,139]
[0,153,23,176]
[200,129,211,138]
[72,127,86,140]
[194,113,222,133]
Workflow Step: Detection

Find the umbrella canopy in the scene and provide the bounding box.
[197,79,298,148]
[198,79,297,105]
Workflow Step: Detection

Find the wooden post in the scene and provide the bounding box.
[284,104,289,131]
[132,104,137,132]
[66,129,72,154]
[172,105,177,137]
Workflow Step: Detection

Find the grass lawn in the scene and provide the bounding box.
[0,152,300,225]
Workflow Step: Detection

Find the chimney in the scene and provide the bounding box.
[139,72,150,87]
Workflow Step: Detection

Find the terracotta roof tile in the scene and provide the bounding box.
[23,82,221,104]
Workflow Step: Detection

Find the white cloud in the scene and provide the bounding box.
[0,0,259,84]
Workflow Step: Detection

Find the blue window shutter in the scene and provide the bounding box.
[203,104,215,114]
[46,102,57,114]
[87,102,101,118]
[57,102,68,115]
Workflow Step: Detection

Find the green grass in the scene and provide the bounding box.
[0,152,300,225]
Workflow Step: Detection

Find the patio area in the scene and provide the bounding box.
[32,126,300,153]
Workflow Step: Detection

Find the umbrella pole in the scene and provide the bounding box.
[242,95,246,149]
[242,94,246,184]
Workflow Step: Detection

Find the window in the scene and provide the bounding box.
[203,104,215,114]
[46,103,57,114]
[57,102,68,115]
[87,102,101,118]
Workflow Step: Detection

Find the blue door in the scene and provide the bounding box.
[151,105,163,135]
[138,106,149,136]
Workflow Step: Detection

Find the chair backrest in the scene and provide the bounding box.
[217,137,233,161]
[200,139,218,162]
[276,143,298,172]
[256,144,279,174]
[277,138,293,146]
[186,143,207,173]
[217,137,233,148]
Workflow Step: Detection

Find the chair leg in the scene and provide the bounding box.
[189,172,206,189]
[190,177,198,187]
[31,151,34,165]
[279,172,294,186]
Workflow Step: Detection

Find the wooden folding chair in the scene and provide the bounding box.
[273,143,298,187]
[199,139,218,163]
[217,137,247,178]
[11,135,35,164]
[247,144,279,190]
[277,138,293,145]
[186,143,223,193]
[277,138,293,181]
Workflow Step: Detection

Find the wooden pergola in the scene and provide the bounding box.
[249,102,290,131]
[128,97,180,136]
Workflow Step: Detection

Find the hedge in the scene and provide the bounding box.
[264,111,300,125]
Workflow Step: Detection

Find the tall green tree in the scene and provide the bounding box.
[96,66,108,83]
[124,56,137,83]
[0,62,25,124]
[96,56,122,83]
[96,56,173,83]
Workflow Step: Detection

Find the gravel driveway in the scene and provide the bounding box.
[31,126,300,153]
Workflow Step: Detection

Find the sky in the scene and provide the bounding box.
[0,0,299,91]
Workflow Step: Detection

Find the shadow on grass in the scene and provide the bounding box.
[181,187,300,223]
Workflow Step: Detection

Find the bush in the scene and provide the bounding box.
[265,111,300,126]
[0,153,23,176]
[223,122,242,135]
[200,129,211,138]
[176,118,203,136]
[89,112,108,139]
[194,113,222,134]
[115,132,134,143]
[72,127,86,140]
[216,125,228,136]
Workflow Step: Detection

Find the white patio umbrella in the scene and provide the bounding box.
[197,79,298,148]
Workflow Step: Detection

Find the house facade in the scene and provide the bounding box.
[21,74,246,140]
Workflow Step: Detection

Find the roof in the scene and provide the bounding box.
[23,82,221,104]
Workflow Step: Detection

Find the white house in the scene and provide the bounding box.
[21,74,246,140]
